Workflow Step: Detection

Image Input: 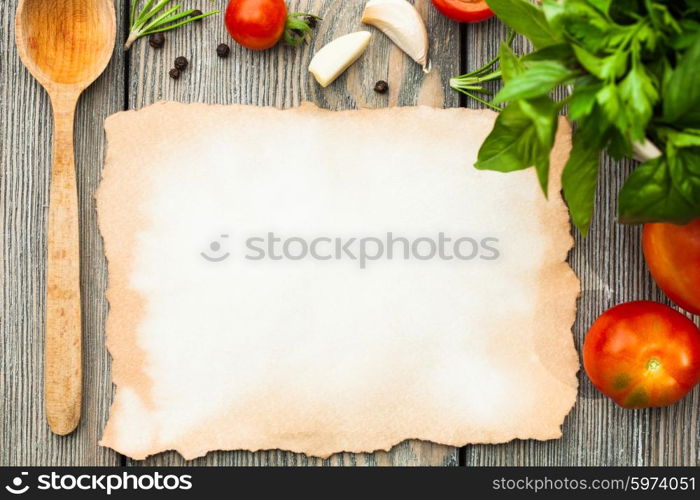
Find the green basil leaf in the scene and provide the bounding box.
[475,102,536,173]
[618,62,658,140]
[587,0,612,14]
[519,98,558,150]
[499,43,524,82]
[521,98,558,193]
[663,35,700,127]
[562,136,600,236]
[522,43,574,63]
[494,61,578,103]
[618,157,700,224]
[668,147,700,205]
[543,0,610,52]
[563,20,607,51]
[567,83,601,120]
[595,84,635,137]
[573,45,627,81]
[605,127,633,160]
[596,84,621,123]
[663,129,700,149]
[670,19,700,50]
[475,99,557,196]
[647,1,682,33]
[486,0,561,49]
[571,46,603,77]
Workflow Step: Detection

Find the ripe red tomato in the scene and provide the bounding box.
[431,0,494,23]
[225,0,287,50]
[583,301,700,408]
[643,219,700,315]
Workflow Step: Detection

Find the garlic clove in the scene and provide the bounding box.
[362,0,430,72]
[309,31,372,87]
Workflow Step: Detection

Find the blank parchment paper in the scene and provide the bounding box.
[97,102,579,460]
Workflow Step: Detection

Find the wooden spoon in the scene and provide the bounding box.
[15,0,116,435]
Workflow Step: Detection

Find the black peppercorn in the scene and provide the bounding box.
[216,43,231,58]
[191,9,203,19]
[148,32,165,49]
[174,56,189,70]
[169,68,181,80]
[374,80,389,94]
[307,16,318,29]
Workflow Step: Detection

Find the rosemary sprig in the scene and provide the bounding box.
[449,31,515,110]
[124,0,219,50]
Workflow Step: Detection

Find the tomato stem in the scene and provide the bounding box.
[646,357,662,372]
[284,13,322,47]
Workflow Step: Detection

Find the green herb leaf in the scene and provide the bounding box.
[663,129,700,149]
[475,99,558,195]
[522,43,575,63]
[494,60,578,103]
[475,102,536,173]
[588,0,612,14]
[499,43,524,82]
[562,137,600,235]
[519,99,558,151]
[667,147,700,205]
[486,0,562,49]
[663,35,700,127]
[125,0,218,50]
[596,84,623,126]
[605,127,633,160]
[618,157,700,224]
[520,99,558,193]
[543,0,611,52]
[618,62,659,140]
[458,0,700,229]
[670,19,700,50]
[567,81,602,120]
[572,45,627,81]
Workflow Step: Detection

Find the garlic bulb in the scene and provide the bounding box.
[362,0,430,72]
[309,31,372,87]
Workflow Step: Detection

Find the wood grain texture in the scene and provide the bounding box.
[1,0,698,467]
[43,96,83,436]
[124,0,460,466]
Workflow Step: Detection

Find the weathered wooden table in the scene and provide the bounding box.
[1,0,698,467]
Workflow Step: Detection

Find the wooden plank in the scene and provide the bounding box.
[125,0,460,466]
[0,0,126,466]
[461,18,699,466]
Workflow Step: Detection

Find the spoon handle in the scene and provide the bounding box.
[45,93,82,435]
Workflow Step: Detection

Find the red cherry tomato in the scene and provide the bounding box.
[643,219,700,315]
[225,0,287,50]
[583,301,700,409]
[431,0,494,23]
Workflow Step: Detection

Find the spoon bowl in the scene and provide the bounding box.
[15,0,116,436]
[17,0,116,91]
